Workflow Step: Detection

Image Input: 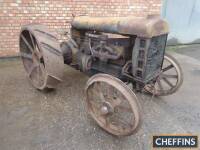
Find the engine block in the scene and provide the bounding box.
[61,15,170,88]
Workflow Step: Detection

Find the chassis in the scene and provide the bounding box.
[19,15,183,136]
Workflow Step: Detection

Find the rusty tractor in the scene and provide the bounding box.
[19,15,183,136]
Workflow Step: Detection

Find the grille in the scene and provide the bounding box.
[132,34,168,83]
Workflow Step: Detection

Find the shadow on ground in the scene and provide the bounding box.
[0,50,200,150]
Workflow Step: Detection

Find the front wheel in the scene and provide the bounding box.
[144,53,183,96]
[85,74,142,136]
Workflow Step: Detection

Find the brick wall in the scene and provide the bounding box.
[0,0,161,57]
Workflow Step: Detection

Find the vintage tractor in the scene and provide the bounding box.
[19,15,183,136]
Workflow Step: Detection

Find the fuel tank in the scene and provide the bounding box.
[71,15,169,38]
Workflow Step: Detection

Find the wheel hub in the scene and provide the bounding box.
[100,101,114,115]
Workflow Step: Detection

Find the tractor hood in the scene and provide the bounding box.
[71,15,169,38]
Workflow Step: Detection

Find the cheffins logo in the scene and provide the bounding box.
[153,135,198,148]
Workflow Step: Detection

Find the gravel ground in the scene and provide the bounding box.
[0,50,199,150]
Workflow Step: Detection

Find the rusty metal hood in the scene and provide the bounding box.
[71,15,169,38]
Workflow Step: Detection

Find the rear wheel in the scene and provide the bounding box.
[19,24,64,90]
[85,74,142,136]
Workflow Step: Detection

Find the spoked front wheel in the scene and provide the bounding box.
[85,74,142,136]
[144,53,183,96]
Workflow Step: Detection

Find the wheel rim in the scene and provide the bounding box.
[85,74,142,136]
[144,53,183,96]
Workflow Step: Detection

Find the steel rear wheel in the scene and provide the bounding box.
[19,24,64,90]
[144,53,183,96]
[85,74,142,136]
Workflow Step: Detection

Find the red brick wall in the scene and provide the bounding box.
[0,0,161,57]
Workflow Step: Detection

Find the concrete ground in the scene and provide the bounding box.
[0,46,200,150]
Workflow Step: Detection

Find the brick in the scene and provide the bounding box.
[0,0,161,56]
[10,3,19,7]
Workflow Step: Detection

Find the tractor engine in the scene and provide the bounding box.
[61,15,169,87]
[70,29,135,77]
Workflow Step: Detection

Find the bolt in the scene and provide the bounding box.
[100,106,109,115]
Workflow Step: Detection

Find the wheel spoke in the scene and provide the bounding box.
[93,89,105,102]
[103,86,117,102]
[36,65,45,86]
[103,87,122,107]
[105,116,110,127]
[162,74,178,79]
[162,64,173,72]
[105,85,113,99]
[35,43,43,59]
[100,92,106,102]
[94,82,106,102]
[89,100,102,109]
[157,78,164,91]
[162,77,174,88]
[29,31,36,50]
[39,63,45,75]
[111,97,122,107]
[110,114,133,129]
[99,116,109,127]
[20,34,34,53]
[28,63,39,77]
[115,105,132,113]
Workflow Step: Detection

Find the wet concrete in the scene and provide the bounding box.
[0,50,200,150]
